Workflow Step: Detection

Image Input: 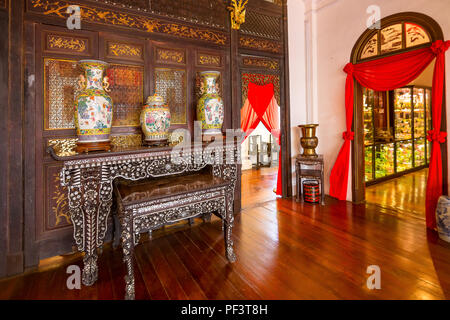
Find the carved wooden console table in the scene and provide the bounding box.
[48,142,240,288]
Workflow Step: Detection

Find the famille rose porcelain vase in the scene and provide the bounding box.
[196,71,224,136]
[74,60,113,152]
[436,195,450,243]
[140,94,171,146]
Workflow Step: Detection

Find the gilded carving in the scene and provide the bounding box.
[108,42,142,58]
[47,35,87,53]
[239,35,282,54]
[242,57,279,70]
[156,48,185,64]
[228,0,248,30]
[51,172,71,227]
[198,53,221,67]
[241,72,280,104]
[110,134,142,148]
[30,0,228,45]
[48,138,78,157]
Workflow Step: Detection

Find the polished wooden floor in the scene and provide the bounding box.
[366,169,427,220]
[1,166,450,299]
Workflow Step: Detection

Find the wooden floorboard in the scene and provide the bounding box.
[0,167,449,299]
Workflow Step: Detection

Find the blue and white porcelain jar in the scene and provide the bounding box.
[436,195,450,242]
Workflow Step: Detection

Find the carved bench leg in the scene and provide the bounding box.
[224,196,236,263]
[120,212,135,300]
[82,253,98,286]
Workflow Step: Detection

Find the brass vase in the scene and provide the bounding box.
[299,124,319,157]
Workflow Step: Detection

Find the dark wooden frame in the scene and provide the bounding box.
[351,12,447,203]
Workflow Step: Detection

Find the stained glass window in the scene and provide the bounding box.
[154,68,187,124]
[405,23,430,48]
[380,24,403,54]
[106,64,144,127]
[44,59,81,130]
[361,33,378,59]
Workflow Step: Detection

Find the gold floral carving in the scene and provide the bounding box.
[110,134,142,148]
[30,0,228,45]
[243,57,279,70]
[48,138,77,157]
[239,35,282,54]
[108,43,142,58]
[47,35,87,53]
[228,0,248,30]
[198,54,221,67]
[156,48,185,64]
[52,172,71,227]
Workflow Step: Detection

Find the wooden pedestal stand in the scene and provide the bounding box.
[76,141,111,153]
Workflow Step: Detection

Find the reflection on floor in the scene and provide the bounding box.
[365,168,428,220]
[241,166,279,210]
[2,167,450,299]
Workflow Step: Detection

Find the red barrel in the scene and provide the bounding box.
[303,180,320,203]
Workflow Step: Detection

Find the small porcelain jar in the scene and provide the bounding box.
[140,94,171,146]
[436,195,450,242]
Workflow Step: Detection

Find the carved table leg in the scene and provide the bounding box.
[65,167,113,287]
[120,211,135,300]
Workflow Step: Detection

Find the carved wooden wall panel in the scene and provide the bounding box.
[28,0,229,45]
[44,33,92,56]
[106,41,144,62]
[239,35,282,54]
[240,10,282,40]
[45,164,71,230]
[155,47,186,65]
[241,72,280,104]
[196,52,222,67]
[106,64,144,127]
[44,58,81,130]
[154,68,187,124]
[242,55,279,70]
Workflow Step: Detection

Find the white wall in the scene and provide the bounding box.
[288,0,450,200]
[287,0,307,194]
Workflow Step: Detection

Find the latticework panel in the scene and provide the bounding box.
[150,0,228,29]
[154,68,187,124]
[44,59,81,130]
[240,11,282,40]
[106,64,144,127]
[241,72,280,104]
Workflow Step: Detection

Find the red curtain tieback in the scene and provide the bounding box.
[342,131,354,141]
[431,40,450,55]
[427,130,447,143]
[343,63,354,75]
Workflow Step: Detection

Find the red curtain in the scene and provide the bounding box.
[329,40,450,229]
[241,82,282,195]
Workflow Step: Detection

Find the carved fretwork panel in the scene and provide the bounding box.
[240,10,282,40]
[241,72,280,104]
[154,68,187,125]
[44,33,92,56]
[45,164,71,230]
[44,58,81,130]
[106,64,144,127]
[196,52,222,67]
[106,41,144,61]
[155,47,186,65]
[239,35,282,54]
[150,0,228,29]
[28,0,228,45]
[242,55,279,70]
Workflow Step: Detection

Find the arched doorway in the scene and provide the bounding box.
[350,12,448,217]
